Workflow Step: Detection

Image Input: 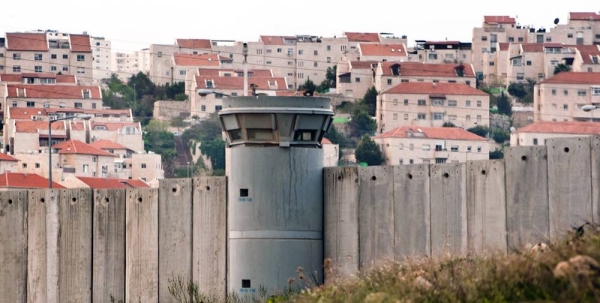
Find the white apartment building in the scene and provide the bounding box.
[534,72,600,122]
[374,126,489,165]
[0,31,94,84]
[572,45,600,73]
[377,82,489,133]
[411,40,472,64]
[510,121,600,146]
[375,62,477,93]
[91,36,111,83]
[336,60,379,98]
[357,43,407,62]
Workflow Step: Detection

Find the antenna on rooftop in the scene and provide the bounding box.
[554,18,560,25]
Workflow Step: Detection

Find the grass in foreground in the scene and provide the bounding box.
[291,225,600,303]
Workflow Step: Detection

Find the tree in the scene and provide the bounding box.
[442,122,456,127]
[554,63,571,75]
[316,80,330,93]
[348,109,376,138]
[507,82,527,102]
[492,129,510,144]
[355,135,383,166]
[324,124,351,148]
[170,116,189,128]
[326,66,337,88]
[496,93,512,116]
[143,127,176,177]
[490,149,504,159]
[467,125,489,137]
[199,139,226,173]
[298,78,316,92]
[363,86,378,116]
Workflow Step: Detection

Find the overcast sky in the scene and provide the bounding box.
[1,1,599,52]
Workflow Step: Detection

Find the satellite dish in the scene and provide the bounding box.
[510,127,516,133]
[554,18,559,25]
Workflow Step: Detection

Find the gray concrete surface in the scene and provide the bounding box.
[159,179,193,303]
[193,177,227,298]
[592,136,600,225]
[430,163,467,256]
[547,137,593,239]
[324,167,359,282]
[93,189,126,303]
[393,165,431,258]
[0,190,27,303]
[466,160,507,253]
[358,166,395,268]
[505,146,550,250]
[27,190,48,303]
[126,189,159,303]
[57,189,92,303]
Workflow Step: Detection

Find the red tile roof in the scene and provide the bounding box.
[5,33,48,51]
[176,39,212,49]
[90,122,140,132]
[196,68,273,77]
[0,153,18,162]
[516,121,600,134]
[0,74,76,84]
[425,41,461,45]
[173,53,221,67]
[69,34,92,52]
[498,43,511,52]
[260,36,297,45]
[52,140,115,157]
[275,90,302,96]
[521,44,544,53]
[359,44,406,57]
[56,75,77,84]
[0,172,65,189]
[375,126,487,141]
[195,76,288,90]
[322,138,332,144]
[8,108,48,120]
[15,120,65,133]
[76,177,128,189]
[122,179,150,188]
[344,32,380,43]
[89,139,131,150]
[350,61,379,69]
[484,16,516,24]
[540,72,600,85]
[6,84,101,99]
[0,74,24,83]
[569,12,600,21]
[70,121,85,131]
[383,82,487,96]
[380,62,476,78]
[574,45,600,64]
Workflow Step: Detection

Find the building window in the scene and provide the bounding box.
[77,67,85,74]
[83,90,91,99]
[404,114,408,120]
[477,146,482,152]
[552,89,556,95]
[35,53,43,61]
[76,54,84,61]
[578,90,586,96]
[466,115,471,122]
[327,45,331,51]
[179,70,186,75]
[428,53,438,60]
[563,104,568,111]
[422,144,431,151]
[35,66,42,72]
[43,102,50,108]
[393,99,398,106]
[418,99,426,106]
[538,73,544,78]
[83,164,89,173]
[433,113,444,120]
[387,79,392,85]
[568,33,573,38]
[466,100,471,107]
[404,99,408,106]
[92,156,97,163]
[266,61,272,65]
[518,37,524,42]
[314,50,318,55]
[354,77,360,82]
[563,90,568,96]
[63,66,68,71]
[451,146,459,152]
[22,163,27,169]
[489,62,495,66]
[435,158,447,164]
[417,113,426,120]
[51,66,57,71]
[75,102,82,108]
[298,50,304,55]
[63,54,68,59]
[448,100,457,107]
[201,105,206,111]
[517,73,524,80]
[26,101,35,108]
[13,53,21,60]
[508,37,514,42]
[526,60,532,66]
[51,54,57,59]
[393,113,398,120]
[592,87,600,96]
[215,105,222,111]
[13,66,21,72]
[141,163,147,168]
[92,103,96,109]
[432,99,444,106]
[0,65,3,70]
[477,100,482,107]
[298,72,304,79]
[482,36,488,41]
[477,115,482,122]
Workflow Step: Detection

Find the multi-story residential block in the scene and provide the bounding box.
[534,72,600,122]
[411,40,472,64]
[89,140,164,182]
[7,120,68,155]
[50,139,116,178]
[572,45,600,73]
[89,121,144,152]
[112,48,153,80]
[90,36,111,83]
[149,39,212,85]
[377,82,489,133]
[0,172,64,190]
[1,31,94,84]
[171,53,232,84]
[375,62,477,92]
[0,72,77,85]
[336,60,379,98]
[510,121,600,146]
[374,126,489,165]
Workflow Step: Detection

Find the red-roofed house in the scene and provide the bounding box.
[378,82,489,132]
[6,120,68,156]
[336,60,379,98]
[375,62,476,95]
[2,32,94,85]
[358,44,407,61]
[0,172,64,190]
[62,176,149,189]
[50,140,115,178]
[374,126,488,165]
[0,153,19,173]
[89,122,143,152]
[572,45,600,73]
[511,121,600,146]
[534,72,600,122]
[171,53,233,83]
[176,39,212,50]
[411,40,473,65]
[2,84,102,117]
[0,73,77,85]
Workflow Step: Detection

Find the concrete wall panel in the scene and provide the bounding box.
[324,167,359,281]
[505,146,549,250]
[193,177,227,298]
[27,190,48,303]
[466,160,507,254]
[547,137,593,239]
[126,189,158,303]
[0,190,27,303]
[57,189,92,303]
[590,136,600,224]
[358,166,394,269]
[430,163,467,256]
[393,165,431,258]
[93,189,126,303]
[159,178,193,303]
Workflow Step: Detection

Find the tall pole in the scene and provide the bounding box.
[133,83,136,103]
[49,119,53,188]
[243,42,248,96]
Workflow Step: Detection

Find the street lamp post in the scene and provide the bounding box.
[48,114,92,188]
